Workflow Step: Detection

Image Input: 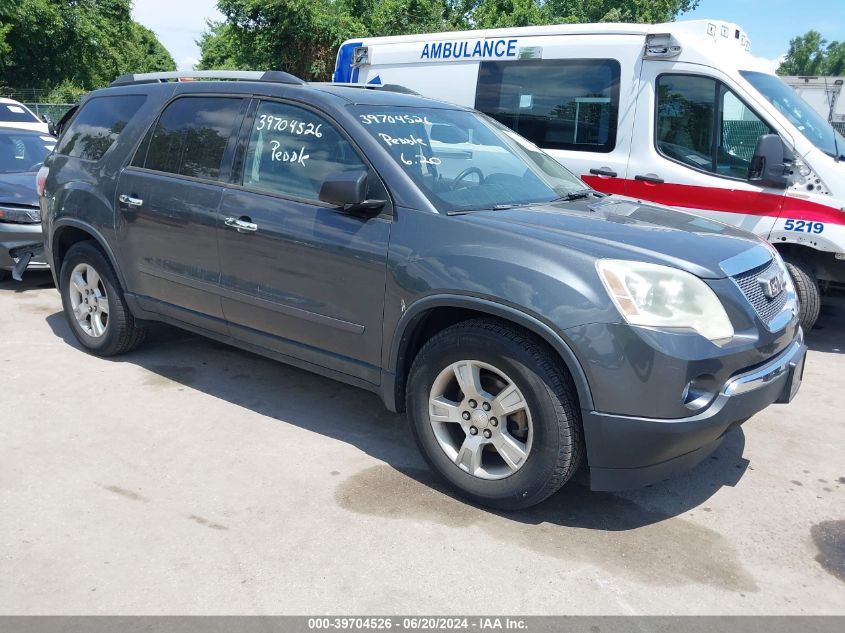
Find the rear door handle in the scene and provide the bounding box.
[118,194,144,207]
[634,174,664,185]
[224,216,258,233]
[589,167,618,178]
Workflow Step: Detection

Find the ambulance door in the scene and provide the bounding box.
[627,60,791,236]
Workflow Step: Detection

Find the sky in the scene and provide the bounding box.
[132,0,845,72]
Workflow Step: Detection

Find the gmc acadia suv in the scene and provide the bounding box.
[39,70,806,509]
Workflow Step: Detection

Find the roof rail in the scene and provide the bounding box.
[313,82,419,95]
[109,70,305,87]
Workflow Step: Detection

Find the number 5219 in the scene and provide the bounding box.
[784,219,824,234]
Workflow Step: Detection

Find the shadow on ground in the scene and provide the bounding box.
[41,304,751,530]
[806,290,844,355]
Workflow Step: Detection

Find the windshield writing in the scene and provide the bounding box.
[352,106,585,212]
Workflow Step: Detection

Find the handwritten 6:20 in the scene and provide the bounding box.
[256,114,323,138]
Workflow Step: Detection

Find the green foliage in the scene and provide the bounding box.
[198,0,367,79]
[0,0,175,95]
[42,80,88,104]
[777,31,845,76]
[198,0,699,81]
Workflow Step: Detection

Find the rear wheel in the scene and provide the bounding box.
[406,319,583,510]
[59,241,146,356]
[784,257,820,331]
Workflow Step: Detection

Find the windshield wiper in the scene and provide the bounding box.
[556,188,598,201]
[448,203,518,215]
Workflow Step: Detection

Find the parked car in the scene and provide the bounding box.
[0,128,55,280]
[0,98,51,134]
[336,19,845,330]
[40,71,805,509]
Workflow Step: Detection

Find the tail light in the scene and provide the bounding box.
[36,164,49,197]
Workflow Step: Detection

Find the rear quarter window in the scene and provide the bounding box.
[56,95,146,161]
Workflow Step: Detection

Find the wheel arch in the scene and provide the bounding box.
[384,295,594,414]
[51,219,127,289]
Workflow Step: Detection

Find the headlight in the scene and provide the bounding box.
[0,205,40,224]
[596,259,734,342]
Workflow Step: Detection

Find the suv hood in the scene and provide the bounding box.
[457,196,768,279]
[0,171,39,207]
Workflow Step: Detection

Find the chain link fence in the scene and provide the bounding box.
[833,122,845,136]
[1,87,77,124]
[21,103,75,122]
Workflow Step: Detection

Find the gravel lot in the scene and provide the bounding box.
[1,271,843,615]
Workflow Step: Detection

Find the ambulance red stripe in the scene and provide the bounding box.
[581,175,845,226]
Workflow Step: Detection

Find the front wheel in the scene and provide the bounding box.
[406,319,583,510]
[784,257,820,331]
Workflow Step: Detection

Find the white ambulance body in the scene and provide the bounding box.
[335,20,845,328]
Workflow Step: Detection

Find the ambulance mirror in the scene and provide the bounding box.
[749,134,792,189]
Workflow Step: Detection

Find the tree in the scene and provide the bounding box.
[0,0,175,94]
[197,0,367,80]
[821,41,845,76]
[199,0,700,81]
[777,31,828,76]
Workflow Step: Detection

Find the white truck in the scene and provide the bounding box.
[334,20,845,329]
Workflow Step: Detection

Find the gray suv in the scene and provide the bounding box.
[41,71,806,509]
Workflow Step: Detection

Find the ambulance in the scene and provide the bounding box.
[334,20,845,329]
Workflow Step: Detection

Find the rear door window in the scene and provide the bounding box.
[475,59,621,153]
[138,96,245,181]
[55,95,146,161]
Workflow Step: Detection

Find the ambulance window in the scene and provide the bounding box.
[719,88,772,178]
[475,59,620,153]
[655,75,716,171]
[656,74,774,179]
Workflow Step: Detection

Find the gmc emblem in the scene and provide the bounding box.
[758,270,786,299]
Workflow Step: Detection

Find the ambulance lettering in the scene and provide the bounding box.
[420,38,517,60]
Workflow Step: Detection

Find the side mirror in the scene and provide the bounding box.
[749,134,793,189]
[319,170,385,215]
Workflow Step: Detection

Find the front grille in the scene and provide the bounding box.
[731,258,789,325]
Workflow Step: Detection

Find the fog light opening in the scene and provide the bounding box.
[682,375,718,411]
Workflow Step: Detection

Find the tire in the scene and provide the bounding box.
[59,241,146,356]
[784,257,820,331]
[406,318,584,510]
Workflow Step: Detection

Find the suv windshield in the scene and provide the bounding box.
[0,130,54,174]
[351,106,586,212]
[741,71,845,159]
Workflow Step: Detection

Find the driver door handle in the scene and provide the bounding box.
[634,174,665,185]
[224,216,258,233]
[118,194,144,207]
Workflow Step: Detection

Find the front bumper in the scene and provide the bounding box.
[0,222,47,272]
[584,333,807,491]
